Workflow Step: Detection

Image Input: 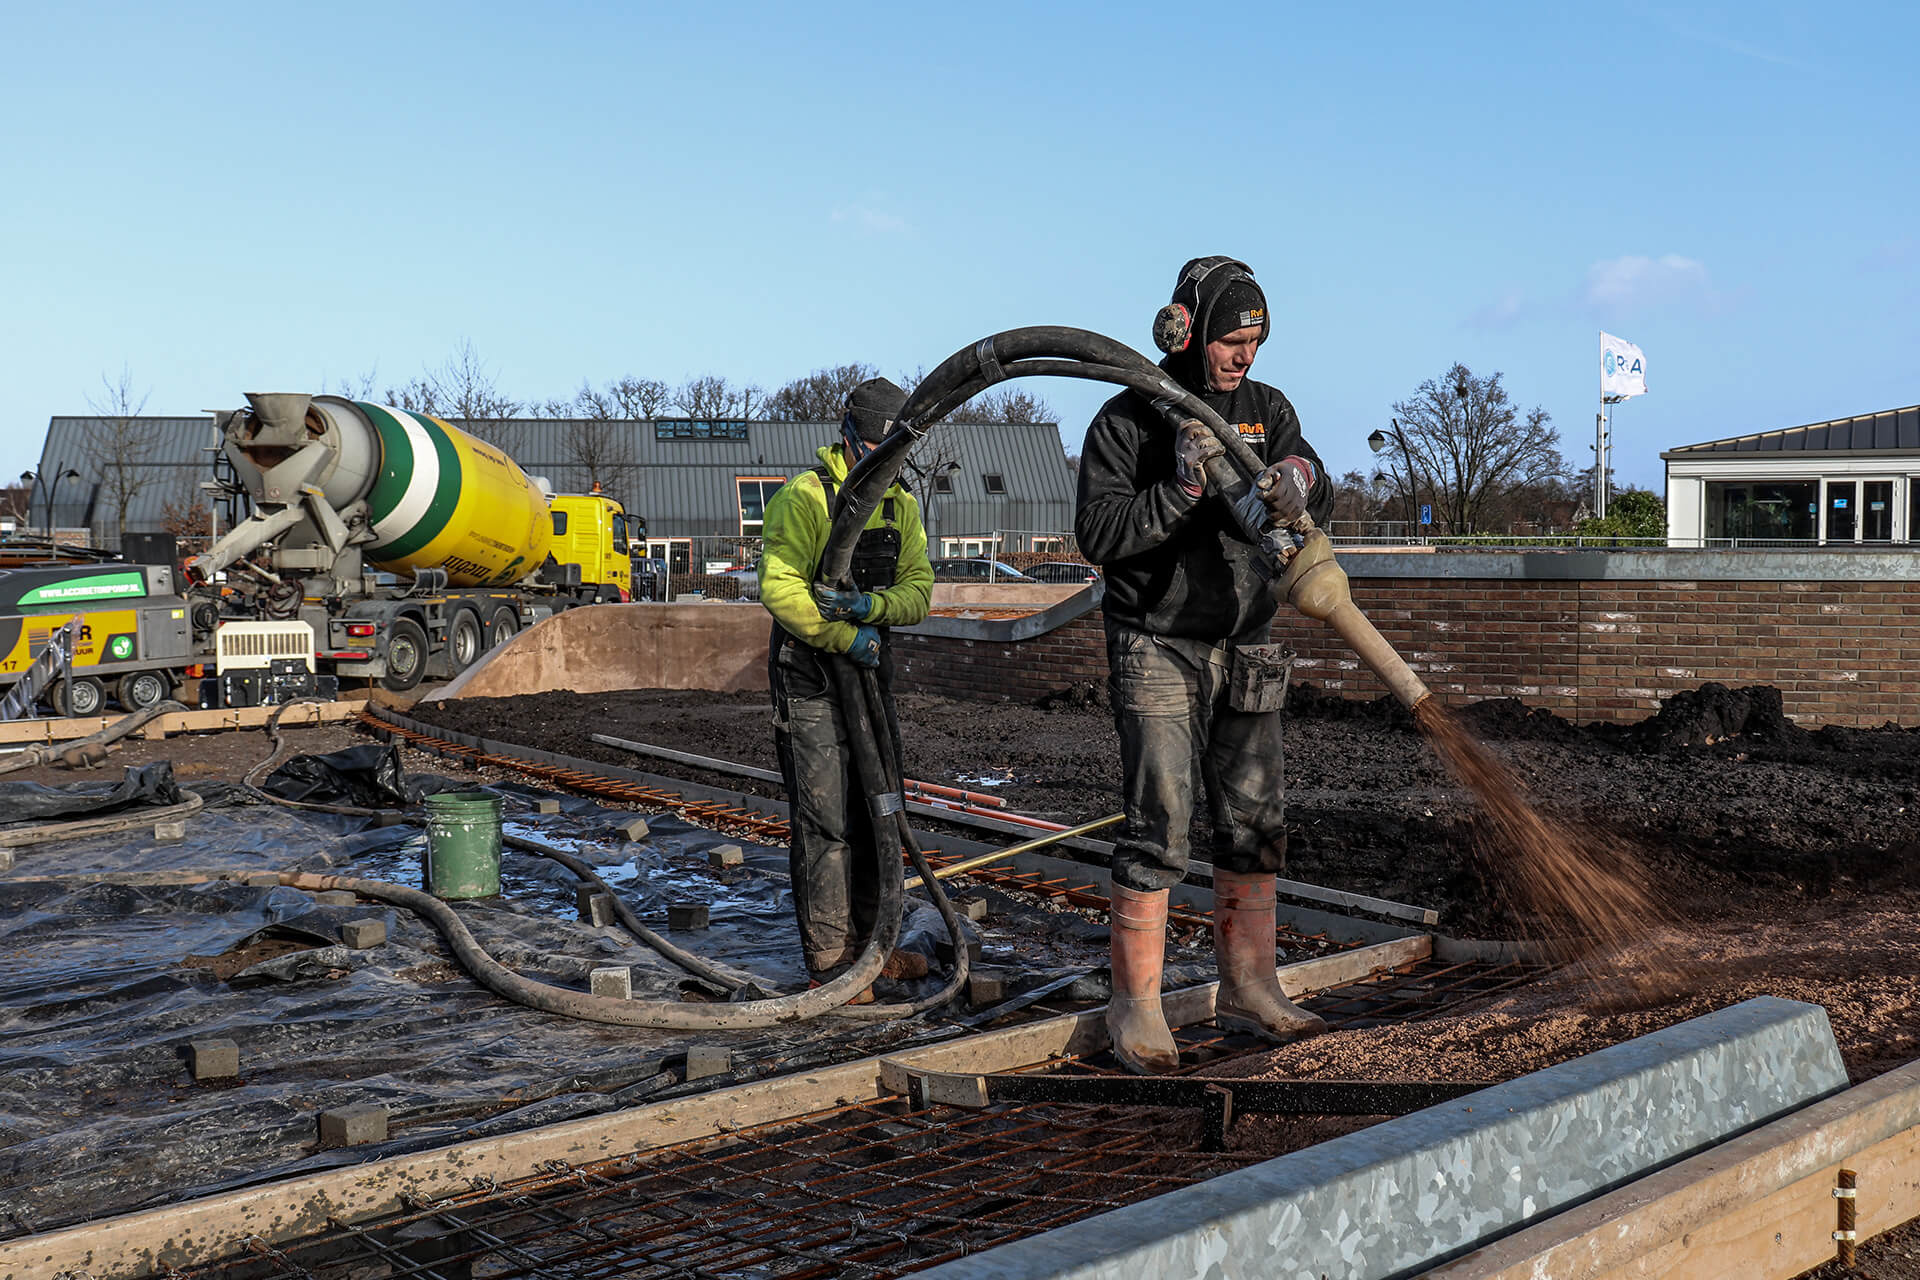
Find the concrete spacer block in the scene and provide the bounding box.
[685,1045,733,1081]
[954,895,990,922]
[614,816,651,842]
[589,966,632,1000]
[937,935,983,966]
[668,902,710,930]
[910,997,1850,1280]
[189,1038,240,1081]
[315,890,358,906]
[340,918,387,949]
[153,820,187,842]
[708,844,745,869]
[967,973,1009,1007]
[0,848,12,872]
[532,798,562,816]
[576,886,618,926]
[319,1103,388,1148]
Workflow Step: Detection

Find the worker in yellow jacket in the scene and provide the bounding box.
[759,378,935,992]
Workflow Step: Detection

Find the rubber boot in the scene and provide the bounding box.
[1212,870,1327,1042]
[1106,884,1180,1075]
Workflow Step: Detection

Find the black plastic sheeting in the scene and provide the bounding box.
[0,772,1059,1240]
[0,761,183,823]
[261,742,471,808]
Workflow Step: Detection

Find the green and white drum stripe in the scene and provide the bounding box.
[351,401,553,587]
[359,403,465,563]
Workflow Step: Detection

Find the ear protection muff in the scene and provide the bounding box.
[1152,256,1255,355]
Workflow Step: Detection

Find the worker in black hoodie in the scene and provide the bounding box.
[1075,256,1333,1073]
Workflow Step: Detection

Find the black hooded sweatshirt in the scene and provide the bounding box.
[1074,336,1331,644]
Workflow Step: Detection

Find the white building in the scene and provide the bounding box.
[1663,402,1920,547]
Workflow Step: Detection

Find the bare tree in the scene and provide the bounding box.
[158,476,214,557]
[1388,363,1565,535]
[672,375,761,419]
[534,375,673,421]
[325,368,382,400]
[81,366,154,549]
[1,481,31,531]
[1328,467,1393,531]
[949,385,1057,424]
[763,363,880,421]
[385,340,525,455]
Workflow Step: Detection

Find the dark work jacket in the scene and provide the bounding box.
[1074,361,1331,643]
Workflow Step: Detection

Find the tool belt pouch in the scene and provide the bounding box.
[1227,643,1294,714]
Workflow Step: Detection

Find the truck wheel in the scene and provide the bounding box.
[53,676,107,718]
[488,605,519,644]
[117,670,172,711]
[447,609,485,674]
[381,618,428,692]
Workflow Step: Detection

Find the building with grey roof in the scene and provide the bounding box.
[30,411,1078,566]
[1662,402,1920,546]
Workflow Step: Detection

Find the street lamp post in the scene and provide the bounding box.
[1367,421,1419,541]
[44,465,79,545]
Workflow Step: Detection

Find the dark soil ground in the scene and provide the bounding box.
[412,680,1920,945]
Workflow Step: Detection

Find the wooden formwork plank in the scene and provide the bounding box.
[0,697,366,745]
[1422,1056,1920,1280]
[0,934,1430,1280]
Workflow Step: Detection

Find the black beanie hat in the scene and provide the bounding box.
[844,377,907,444]
[1205,275,1269,344]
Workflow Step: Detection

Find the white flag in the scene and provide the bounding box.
[1600,332,1647,400]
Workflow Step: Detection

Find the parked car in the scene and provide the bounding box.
[930,557,1036,583]
[1024,560,1101,584]
[721,564,762,601]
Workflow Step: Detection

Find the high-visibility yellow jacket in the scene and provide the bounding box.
[759,445,934,653]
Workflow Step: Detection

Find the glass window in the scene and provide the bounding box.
[1826,481,1858,543]
[1864,481,1894,542]
[932,473,954,495]
[983,473,1006,495]
[654,419,749,441]
[1704,480,1815,543]
[550,510,569,536]
[611,514,629,554]
[1909,478,1919,545]
[736,477,786,536]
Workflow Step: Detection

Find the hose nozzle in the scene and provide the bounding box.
[1275,530,1432,712]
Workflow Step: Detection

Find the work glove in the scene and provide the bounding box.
[1173,421,1225,497]
[1252,456,1317,525]
[813,582,875,622]
[845,625,883,668]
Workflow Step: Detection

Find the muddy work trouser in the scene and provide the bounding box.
[1105,622,1290,893]
[769,629,902,975]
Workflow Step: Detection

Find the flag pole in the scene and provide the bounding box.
[1595,333,1608,521]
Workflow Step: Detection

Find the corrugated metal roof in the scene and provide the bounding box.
[1662,403,1920,458]
[37,417,223,542]
[33,414,1077,545]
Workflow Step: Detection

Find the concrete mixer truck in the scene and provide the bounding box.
[182,393,641,697]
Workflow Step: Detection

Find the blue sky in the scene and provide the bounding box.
[4,2,1914,497]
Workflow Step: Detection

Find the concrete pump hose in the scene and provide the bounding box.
[501,831,761,995]
[0,699,189,775]
[829,667,971,1020]
[278,869,896,1029]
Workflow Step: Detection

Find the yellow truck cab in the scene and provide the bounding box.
[547,490,638,602]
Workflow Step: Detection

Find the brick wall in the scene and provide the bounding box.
[892,576,1920,727]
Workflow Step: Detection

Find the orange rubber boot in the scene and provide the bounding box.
[1106,884,1180,1075]
[1212,870,1326,1042]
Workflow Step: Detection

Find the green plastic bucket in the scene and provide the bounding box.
[423,791,503,899]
